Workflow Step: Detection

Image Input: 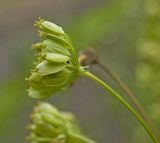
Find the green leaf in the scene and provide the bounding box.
[36,61,65,76]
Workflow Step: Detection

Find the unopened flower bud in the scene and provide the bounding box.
[27,18,81,98]
[28,102,96,143]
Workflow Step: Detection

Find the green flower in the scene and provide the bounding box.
[27,18,82,98]
[28,102,96,143]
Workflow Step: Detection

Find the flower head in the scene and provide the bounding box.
[28,102,95,143]
[27,18,81,98]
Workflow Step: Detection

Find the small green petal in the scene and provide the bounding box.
[36,61,65,76]
[43,39,70,56]
[45,53,70,63]
[38,20,65,36]
[35,102,60,117]
[28,88,52,99]
[33,121,61,138]
[44,33,72,48]
[29,73,52,91]
[42,69,71,86]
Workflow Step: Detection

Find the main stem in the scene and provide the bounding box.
[82,71,159,143]
[96,60,149,121]
[96,60,159,141]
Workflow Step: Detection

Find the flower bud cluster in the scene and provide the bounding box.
[28,102,95,143]
[27,18,80,98]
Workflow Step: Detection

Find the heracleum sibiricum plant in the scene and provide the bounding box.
[27,18,159,143]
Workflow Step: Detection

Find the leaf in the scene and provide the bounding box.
[36,61,65,76]
[45,53,70,63]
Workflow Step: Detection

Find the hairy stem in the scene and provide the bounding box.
[82,71,159,143]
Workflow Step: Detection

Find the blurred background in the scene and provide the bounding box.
[0,0,160,142]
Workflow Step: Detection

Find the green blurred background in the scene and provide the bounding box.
[0,0,160,142]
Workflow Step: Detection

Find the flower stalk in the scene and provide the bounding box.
[78,48,149,121]
[81,71,159,143]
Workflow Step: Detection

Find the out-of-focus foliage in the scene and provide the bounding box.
[136,0,160,126]
[67,0,132,50]
[66,0,143,52]
[0,79,24,130]
[135,1,160,141]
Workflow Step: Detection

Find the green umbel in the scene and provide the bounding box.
[27,18,81,98]
[28,102,96,143]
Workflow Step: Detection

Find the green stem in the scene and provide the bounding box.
[82,71,159,143]
[96,60,147,117]
[68,132,97,143]
[96,60,160,141]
